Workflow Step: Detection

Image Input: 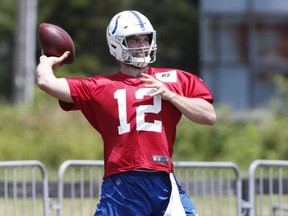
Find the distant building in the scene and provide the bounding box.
[200,0,288,110]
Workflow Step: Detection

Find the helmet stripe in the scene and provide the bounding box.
[129,10,145,31]
[111,15,121,34]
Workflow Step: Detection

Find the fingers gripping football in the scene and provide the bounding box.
[39,51,71,68]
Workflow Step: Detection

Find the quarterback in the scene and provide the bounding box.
[36,10,216,216]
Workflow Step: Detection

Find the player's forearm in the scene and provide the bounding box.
[36,61,73,103]
[168,93,216,125]
[36,61,57,91]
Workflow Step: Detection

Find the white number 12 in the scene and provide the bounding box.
[114,88,162,135]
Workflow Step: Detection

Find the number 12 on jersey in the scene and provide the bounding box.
[114,88,162,135]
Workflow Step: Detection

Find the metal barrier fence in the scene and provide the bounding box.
[0,160,49,216]
[247,160,288,216]
[53,160,242,216]
[51,160,104,216]
[2,159,288,216]
[173,161,242,216]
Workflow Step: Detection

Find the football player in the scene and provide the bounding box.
[36,10,216,216]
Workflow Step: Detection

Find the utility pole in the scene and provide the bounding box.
[12,0,38,105]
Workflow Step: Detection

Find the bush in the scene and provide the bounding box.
[0,89,103,170]
[174,108,288,172]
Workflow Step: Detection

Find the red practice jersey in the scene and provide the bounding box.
[59,67,214,179]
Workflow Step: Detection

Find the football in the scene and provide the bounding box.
[38,23,75,64]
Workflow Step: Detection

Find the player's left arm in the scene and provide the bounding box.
[167,95,216,125]
[141,73,216,125]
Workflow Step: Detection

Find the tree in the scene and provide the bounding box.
[0,0,16,102]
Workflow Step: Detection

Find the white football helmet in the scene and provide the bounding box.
[106,10,157,68]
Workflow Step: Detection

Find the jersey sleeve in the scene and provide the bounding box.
[181,71,214,103]
[58,77,93,111]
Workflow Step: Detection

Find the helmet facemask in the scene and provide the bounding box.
[122,33,157,68]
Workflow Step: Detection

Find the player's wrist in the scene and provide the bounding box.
[166,92,177,101]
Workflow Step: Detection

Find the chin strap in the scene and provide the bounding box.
[125,62,149,69]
